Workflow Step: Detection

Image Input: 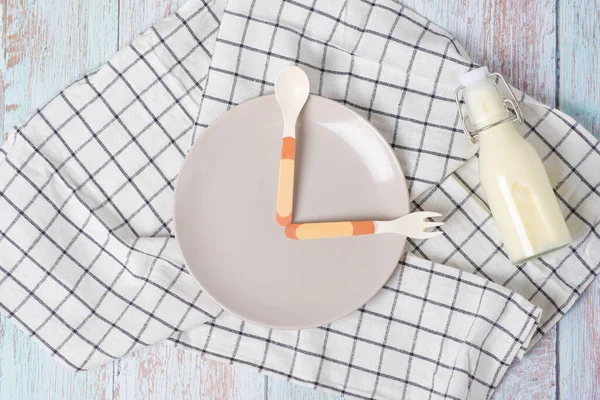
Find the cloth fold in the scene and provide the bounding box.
[0,0,598,399]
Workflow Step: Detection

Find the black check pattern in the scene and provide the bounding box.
[0,1,597,399]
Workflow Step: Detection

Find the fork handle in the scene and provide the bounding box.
[285,221,376,240]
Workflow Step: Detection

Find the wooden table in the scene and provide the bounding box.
[0,1,598,399]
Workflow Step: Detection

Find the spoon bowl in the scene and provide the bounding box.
[275,66,310,119]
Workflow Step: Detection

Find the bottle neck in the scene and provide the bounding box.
[463,79,509,133]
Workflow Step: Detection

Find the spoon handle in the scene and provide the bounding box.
[276,135,296,225]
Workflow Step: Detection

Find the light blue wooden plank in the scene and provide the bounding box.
[557,3,600,399]
[268,378,343,400]
[557,0,600,139]
[198,357,267,400]
[559,281,600,400]
[1,0,119,133]
[0,313,113,400]
[113,343,267,399]
[0,0,119,399]
[118,0,185,49]
[492,327,557,399]
[401,0,558,105]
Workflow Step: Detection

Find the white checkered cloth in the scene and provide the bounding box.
[0,0,598,399]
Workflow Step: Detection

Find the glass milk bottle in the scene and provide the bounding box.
[455,67,571,264]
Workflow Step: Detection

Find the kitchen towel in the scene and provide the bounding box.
[0,0,598,399]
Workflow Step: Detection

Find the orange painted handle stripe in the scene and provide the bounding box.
[352,221,377,235]
[276,210,292,226]
[276,160,295,226]
[276,137,296,226]
[281,137,296,160]
[286,221,376,240]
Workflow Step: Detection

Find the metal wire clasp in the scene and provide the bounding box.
[454,72,524,143]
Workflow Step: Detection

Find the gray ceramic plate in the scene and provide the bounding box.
[174,95,409,329]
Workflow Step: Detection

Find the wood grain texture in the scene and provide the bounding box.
[118,0,183,49]
[557,1,600,399]
[268,378,341,400]
[1,0,118,133]
[114,343,266,400]
[198,358,266,400]
[0,314,113,400]
[558,0,600,137]
[400,0,557,105]
[492,327,558,400]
